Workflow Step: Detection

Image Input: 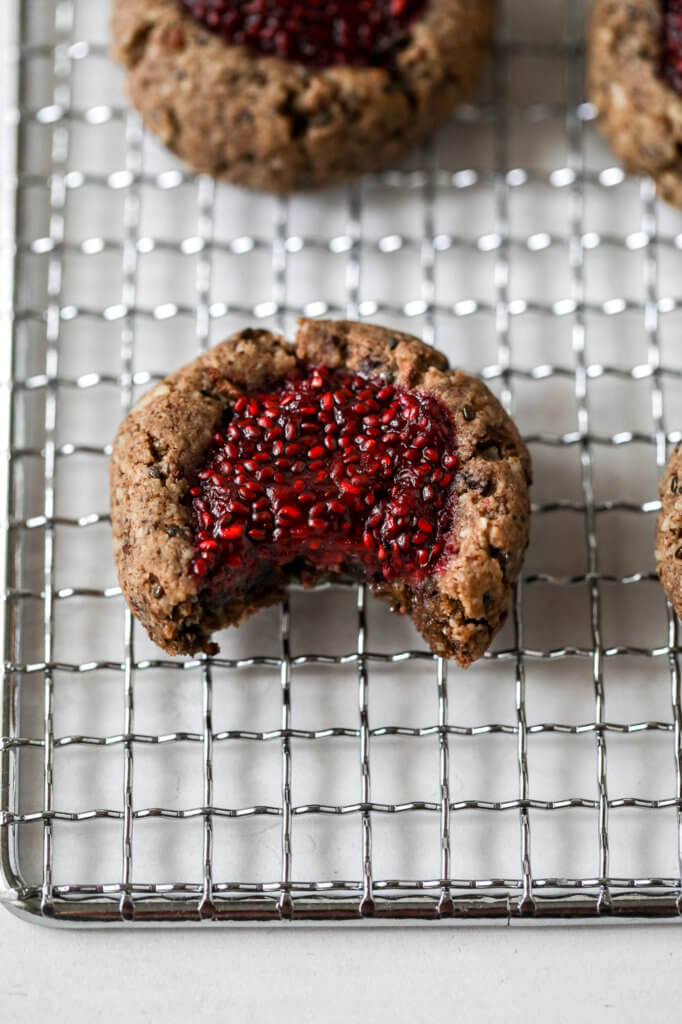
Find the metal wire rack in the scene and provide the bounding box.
[2,0,682,926]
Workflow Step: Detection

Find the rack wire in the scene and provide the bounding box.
[2,0,682,925]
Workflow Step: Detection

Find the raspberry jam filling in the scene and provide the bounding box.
[663,0,682,93]
[180,0,428,68]
[188,366,458,591]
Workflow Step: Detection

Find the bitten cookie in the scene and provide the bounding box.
[656,443,682,615]
[110,320,531,666]
[588,0,682,209]
[111,0,495,192]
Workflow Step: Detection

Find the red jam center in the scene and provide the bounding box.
[189,366,457,591]
[180,0,428,68]
[663,0,682,93]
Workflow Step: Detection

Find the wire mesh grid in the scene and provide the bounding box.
[2,0,682,926]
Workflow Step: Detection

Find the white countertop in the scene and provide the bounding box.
[1,912,681,1021]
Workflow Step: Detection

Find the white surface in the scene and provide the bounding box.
[0,913,681,1022]
[2,0,682,1016]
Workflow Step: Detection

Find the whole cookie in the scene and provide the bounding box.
[110,319,531,666]
[656,443,682,615]
[111,0,495,192]
[588,0,682,209]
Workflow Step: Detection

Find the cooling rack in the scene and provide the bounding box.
[2,0,682,927]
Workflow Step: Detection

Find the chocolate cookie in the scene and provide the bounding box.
[111,0,495,192]
[588,0,682,209]
[110,320,530,666]
[656,443,682,616]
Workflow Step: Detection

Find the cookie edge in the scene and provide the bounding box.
[656,442,682,617]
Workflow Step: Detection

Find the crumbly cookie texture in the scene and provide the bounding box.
[656,443,682,617]
[111,0,495,192]
[588,0,682,209]
[110,319,531,666]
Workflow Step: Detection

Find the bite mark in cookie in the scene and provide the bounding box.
[110,319,531,666]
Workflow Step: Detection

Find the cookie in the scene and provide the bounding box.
[110,319,531,666]
[656,443,682,616]
[111,0,495,192]
[588,0,682,209]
